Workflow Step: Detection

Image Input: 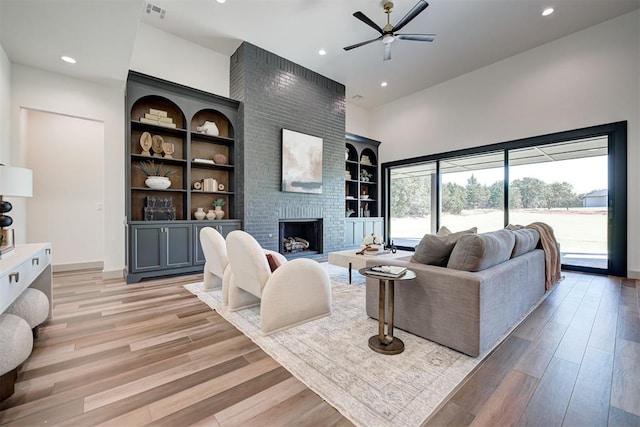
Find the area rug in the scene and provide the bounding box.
[184,265,482,427]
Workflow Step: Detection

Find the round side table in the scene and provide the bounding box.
[359,267,416,355]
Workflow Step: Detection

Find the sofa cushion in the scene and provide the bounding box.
[447,229,516,272]
[411,227,477,266]
[511,229,540,258]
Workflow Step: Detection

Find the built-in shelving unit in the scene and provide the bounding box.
[344,133,383,247]
[125,71,241,283]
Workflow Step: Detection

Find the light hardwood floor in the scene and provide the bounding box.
[0,269,638,426]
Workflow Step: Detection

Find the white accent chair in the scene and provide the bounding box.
[226,230,332,334]
[199,227,229,291]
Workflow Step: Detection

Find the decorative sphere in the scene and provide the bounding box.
[0,200,12,214]
[0,215,13,227]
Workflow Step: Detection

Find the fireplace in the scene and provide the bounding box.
[279,219,323,258]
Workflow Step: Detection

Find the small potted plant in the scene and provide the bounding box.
[135,160,174,190]
[360,169,372,182]
[212,198,225,219]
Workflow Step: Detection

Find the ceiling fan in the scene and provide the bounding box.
[344,0,436,61]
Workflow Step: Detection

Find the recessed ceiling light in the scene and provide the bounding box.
[216,0,225,3]
[542,7,554,16]
[318,49,326,56]
[380,82,388,87]
[61,56,76,64]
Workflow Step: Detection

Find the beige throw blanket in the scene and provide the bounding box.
[525,222,562,290]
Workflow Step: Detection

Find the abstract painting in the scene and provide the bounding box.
[281,129,323,194]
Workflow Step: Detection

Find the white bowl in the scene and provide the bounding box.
[145,176,171,190]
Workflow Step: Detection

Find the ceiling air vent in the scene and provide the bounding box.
[145,2,166,19]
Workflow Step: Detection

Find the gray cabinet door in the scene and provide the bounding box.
[193,221,242,266]
[131,226,163,272]
[131,224,192,272]
[344,217,384,248]
[165,224,193,268]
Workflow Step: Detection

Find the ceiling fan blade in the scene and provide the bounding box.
[383,43,391,61]
[344,36,383,51]
[393,0,429,32]
[396,34,436,42]
[353,11,384,34]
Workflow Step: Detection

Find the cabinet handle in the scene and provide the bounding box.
[32,257,40,266]
[46,248,51,255]
[9,272,19,283]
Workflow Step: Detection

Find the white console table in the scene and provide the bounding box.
[0,243,53,317]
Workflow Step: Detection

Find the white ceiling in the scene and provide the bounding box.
[1,0,638,108]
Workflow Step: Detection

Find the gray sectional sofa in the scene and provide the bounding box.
[365,228,546,357]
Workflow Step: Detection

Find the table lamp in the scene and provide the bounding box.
[0,164,33,257]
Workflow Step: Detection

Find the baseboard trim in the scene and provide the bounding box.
[53,261,104,273]
[627,270,640,279]
[102,269,125,280]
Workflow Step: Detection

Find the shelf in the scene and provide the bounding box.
[131,120,187,136]
[132,187,187,193]
[191,161,234,170]
[131,154,188,166]
[360,181,377,185]
[190,132,234,145]
[191,191,234,196]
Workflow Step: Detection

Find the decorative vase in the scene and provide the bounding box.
[206,209,216,220]
[194,207,206,220]
[214,206,225,220]
[145,176,171,190]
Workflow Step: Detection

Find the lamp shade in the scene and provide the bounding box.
[0,165,33,198]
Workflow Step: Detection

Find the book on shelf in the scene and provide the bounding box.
[193,158,215,164]
[366,265,407,278]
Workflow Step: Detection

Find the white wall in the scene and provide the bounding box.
[11,65,124,278]
[346,102,370,137]
[0,44,10,163]
[25,110,104,268]
[369,11,640,275]
[130,23,230,98]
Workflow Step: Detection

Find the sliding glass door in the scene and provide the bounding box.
[508,137,609,269]
[383,122,626,276]
[440,152,504,233]
[388,162,436,247]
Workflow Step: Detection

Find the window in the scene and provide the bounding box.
[388,162,436,247]
[508,137,608,269]
[383,122,626,276]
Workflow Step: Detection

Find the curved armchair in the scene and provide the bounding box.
[226,230,332,334]
[199,227,228,291]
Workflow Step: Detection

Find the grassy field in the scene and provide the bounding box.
[390,208,607,254]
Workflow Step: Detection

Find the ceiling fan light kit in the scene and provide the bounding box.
[344,0,436,61]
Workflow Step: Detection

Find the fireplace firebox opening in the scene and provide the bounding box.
[279,219,323,258]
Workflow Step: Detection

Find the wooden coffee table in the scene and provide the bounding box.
[359,267,416,355]
[327,249,412,283]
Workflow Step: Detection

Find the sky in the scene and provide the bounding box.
[443,156,607,195]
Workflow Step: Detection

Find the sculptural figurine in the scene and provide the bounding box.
[139,132,152,156]
[162,142,175,158]
[196,121,219,136]
[151,135,164,157]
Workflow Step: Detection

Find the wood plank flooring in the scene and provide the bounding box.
[0,269,638,426]
[426,272,640,427]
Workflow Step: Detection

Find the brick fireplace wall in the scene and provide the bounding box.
[230,42,346,254]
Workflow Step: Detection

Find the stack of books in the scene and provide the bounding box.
[140,108,177,128]
[367,265,407,278]
[202,178,218,192]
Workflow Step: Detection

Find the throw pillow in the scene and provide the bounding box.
[411,227,478,266]
[436,226,452,236]
[265,253,281,272]
[511,229,540,258]
[447,229,516,272]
